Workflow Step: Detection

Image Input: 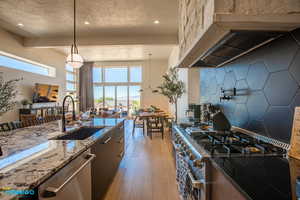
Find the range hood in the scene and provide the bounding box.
[196,30,284,67]
[178,0,300,68]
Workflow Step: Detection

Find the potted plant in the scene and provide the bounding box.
[153,67,185,122]
[0,73,20,116]
[20,99,29,108]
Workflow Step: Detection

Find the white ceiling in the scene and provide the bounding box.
[0,0,178,61]
[0,0,178,37]
[54,45,176,61]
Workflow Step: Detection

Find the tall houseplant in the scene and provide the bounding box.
[0,73,20,116]
[153,67,185,122]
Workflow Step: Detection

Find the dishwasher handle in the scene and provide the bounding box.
[42,153,96,198]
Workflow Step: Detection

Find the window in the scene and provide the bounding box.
[0,51,55,77]
[93,65,142,112]
[66,65,76,92]
[93,67,102,83]
[130,67,142,82]
[104,67,128,82]
[104,86,115,109]
[129,86,141,110]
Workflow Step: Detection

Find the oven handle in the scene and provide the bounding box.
[43,153,96,198]
[188,170,204,189]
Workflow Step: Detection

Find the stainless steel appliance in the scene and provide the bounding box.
[38,149,95,200]
[172,121,288,200]
[172,127,210,200]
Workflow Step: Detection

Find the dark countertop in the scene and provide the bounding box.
[0,118,124,200]
[173,124,299,200]
[212,156,294,200]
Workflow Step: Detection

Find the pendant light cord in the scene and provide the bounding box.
[73,0,77,53]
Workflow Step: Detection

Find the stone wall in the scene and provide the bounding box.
[178,0,300,61]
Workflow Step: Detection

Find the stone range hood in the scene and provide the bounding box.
[177,0,300,68]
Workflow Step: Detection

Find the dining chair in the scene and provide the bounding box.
[146,116,164,139]
[132,115,145,136]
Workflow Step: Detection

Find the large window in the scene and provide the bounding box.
[66,65,76,92]
[0,51,55,77]
[93,65,142,112]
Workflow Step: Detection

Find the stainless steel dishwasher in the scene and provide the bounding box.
[38,149,95,200]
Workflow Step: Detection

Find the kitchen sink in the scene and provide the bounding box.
[53,127,103,140]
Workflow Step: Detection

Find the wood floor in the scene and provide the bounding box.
[104,120,181,200]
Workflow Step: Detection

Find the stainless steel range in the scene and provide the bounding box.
[185,127,287,158]
[172,117,289,200]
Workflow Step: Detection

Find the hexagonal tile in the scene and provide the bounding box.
[264,106,293,143]
[247,120,269,137]
[232,57,250,80]
[200,68,215,82]
[289,49,300,85]
[291,28,300,45]
[247,61,269,90]
[247,91,269,120]
[223,71,236,90]
[221,101,236,122]
[216,67,226,85]
[233,104,249,128]
[290,90,300,115]
[264,71,299,106]
[225,65,234,73]
[235,79,249,104]
[264,35,299,72]
[208,76,218,95]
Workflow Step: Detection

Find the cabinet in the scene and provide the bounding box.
[91,121,124,200]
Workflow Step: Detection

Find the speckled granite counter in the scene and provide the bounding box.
[0,118,124,200]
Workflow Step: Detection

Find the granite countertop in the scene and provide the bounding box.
[0,118,124,200]
[173,124,299,200]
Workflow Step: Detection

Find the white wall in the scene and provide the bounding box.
[168,46,201,120]
[0,28,66,123]
[94,59,169,112]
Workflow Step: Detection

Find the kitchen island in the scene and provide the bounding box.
[0,118,125,200]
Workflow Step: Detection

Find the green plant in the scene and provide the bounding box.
[153,67,185,122]
[21,99,29,106]
[0,73,21,116]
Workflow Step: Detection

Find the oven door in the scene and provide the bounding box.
[174,146,205,200]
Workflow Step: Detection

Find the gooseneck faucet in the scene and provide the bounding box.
[61,95,76,132]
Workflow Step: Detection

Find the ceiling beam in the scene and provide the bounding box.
[24,35,178,47]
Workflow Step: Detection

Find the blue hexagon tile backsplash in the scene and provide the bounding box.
[200,30,300,143]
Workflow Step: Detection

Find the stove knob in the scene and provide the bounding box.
[193,159,204,168]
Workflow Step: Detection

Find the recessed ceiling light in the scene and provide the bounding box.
[84,21,90,25]
[154,20,160,24]
[17,23,24,27]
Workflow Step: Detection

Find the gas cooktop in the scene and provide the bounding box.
[185,128,287,157]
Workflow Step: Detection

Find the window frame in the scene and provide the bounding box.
[0,51,56,77]
[66,65,77,92]
[93,65,142,110]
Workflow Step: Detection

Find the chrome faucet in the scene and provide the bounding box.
[61,95,76,132]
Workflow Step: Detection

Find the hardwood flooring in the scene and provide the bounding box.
[104,120,180,200]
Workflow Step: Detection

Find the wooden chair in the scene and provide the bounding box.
[0,123,11,132]
[132,116,145,136]
[20,114,36,122]
[146,116,164,139]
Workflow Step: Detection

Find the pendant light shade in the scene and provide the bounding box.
[66,45,83,68]
[66,0,83,68]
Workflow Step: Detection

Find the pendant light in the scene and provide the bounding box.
[66,0,83,68]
